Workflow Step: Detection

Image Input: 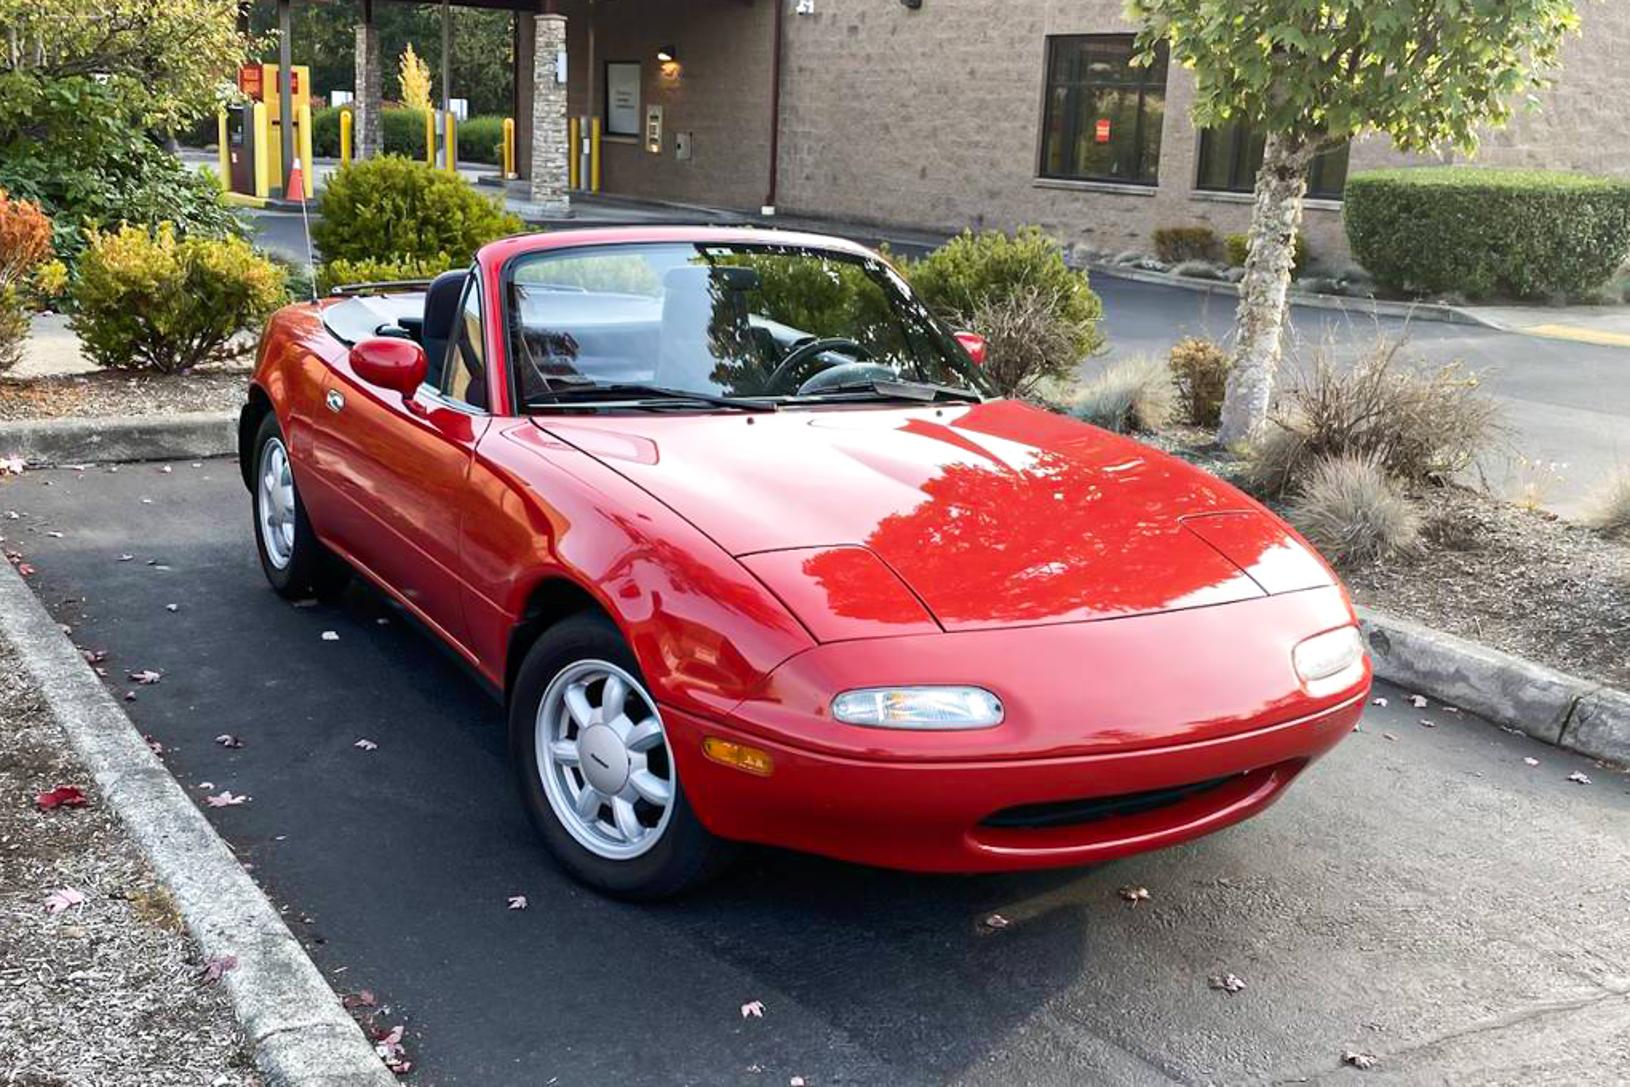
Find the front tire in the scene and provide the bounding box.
[251,414,348,600]
[510,612,734,899]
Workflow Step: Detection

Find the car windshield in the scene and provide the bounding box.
[505,241,990,407]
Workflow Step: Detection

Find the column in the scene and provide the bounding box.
[354,0,383,158]
[529,13,569,214]
[513,13,536,181]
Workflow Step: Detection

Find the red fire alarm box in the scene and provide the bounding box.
[1095,118,1112,144]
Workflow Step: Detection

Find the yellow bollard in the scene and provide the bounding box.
[590,116,602,193]
[445,110,457,174]
[252,102,271,200]
[339,108,353,166]
[568,117,580,189]
[297,102,314,197]
[217,110,231,187]
[501,117,515,179]
[424,109,435,167]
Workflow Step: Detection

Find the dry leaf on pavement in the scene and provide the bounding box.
[205,791,250,807]
[44,887,87,914]
[214,734,244,749]
[1341,1049,1378,1070]
[354,738,378,751]
[741,1000,765,1019]
[1207,973,1246,994]
[199,954,238,984]
[507,895,527,910]
[1568,771,1592,785]
[1118,886,1151,906]
[35,785,88,810]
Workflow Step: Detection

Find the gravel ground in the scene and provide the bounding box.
[0,370,249,423]
[0,642,259,1086]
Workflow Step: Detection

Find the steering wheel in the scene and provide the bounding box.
[764,337,873,393]
[796,362,898,396]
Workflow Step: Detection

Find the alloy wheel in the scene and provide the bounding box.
[257,436,296,570]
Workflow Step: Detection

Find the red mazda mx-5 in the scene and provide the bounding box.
[241,226,1369,897]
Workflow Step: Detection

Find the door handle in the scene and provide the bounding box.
[326,389,345,413]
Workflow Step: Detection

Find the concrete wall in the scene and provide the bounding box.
[560,0,1628,270]
[557,0,776,211]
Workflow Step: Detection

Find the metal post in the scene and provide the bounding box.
[278,0,294,198]
[440,0,452,170]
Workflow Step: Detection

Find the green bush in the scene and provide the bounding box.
[70,223,286,373]
[382,108,434,159]
[902,226,1104,394]
[0,74,245,266]
[1224,231,1308,274]
[1344,167,1630,299]
[312,155,522,266]
[1153,225,1222,264]
[315,254,460,295]
[455,115,506,166]
[0,287,27,373]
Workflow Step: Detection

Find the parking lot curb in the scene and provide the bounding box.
[1085,262,1492,328]
[0,560,395,1086]
[1357,606,1629,766]
[0,411,237,468]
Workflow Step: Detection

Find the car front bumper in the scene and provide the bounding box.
[662,687,1365,873]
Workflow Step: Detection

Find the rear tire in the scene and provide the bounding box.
[510,612,734,899]
[251,413,349,600]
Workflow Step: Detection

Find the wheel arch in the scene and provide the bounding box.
[238,383,274,491]
[505,575,619,702]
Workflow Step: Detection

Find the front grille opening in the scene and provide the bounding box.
[980,774,1239,830]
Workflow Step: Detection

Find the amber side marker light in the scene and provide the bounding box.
[702,737,774,777]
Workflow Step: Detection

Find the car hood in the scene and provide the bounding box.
[533,400,1331,632]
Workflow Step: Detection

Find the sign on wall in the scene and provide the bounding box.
[605,62,641,137]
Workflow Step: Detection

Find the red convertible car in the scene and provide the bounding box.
[241,226,1368,897]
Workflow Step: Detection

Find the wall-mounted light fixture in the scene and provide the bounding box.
[655,44,677,63]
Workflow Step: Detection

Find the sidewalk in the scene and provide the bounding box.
[1463,303,1630,349]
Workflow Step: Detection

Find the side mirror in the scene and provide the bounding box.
[349,337,427,396]
[953,330,988,367]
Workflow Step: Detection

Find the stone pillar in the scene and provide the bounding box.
[513,13,536,181]
[353,2,383,158]
[529,13,569,215]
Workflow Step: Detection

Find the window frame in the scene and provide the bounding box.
[421,272,490,415]
[1194,125,1351,201]
[1036,33,1168,187]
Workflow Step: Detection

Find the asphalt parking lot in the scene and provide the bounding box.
[5,461,1630,1085]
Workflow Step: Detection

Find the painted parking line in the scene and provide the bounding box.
[1521,323,1630,349]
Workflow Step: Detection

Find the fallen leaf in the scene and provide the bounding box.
[1382,732,1398,741]
[791,1078,807,1087]
[199,954,237,984]
[199,781,214,790]
[165,603,178,612]
[0,455,24,475]
[321,631,339,641]
[144,735,165,754]
[1208,972,1246,994]
[123,691,136,702]
[1568,771,1592,785]
[374,1024,411,1073]
[1419,719,1436,728]
[159,465,173,474]
[342,989,378,1009]
[1523,757,1540,767]
[741,1000,765,1019]
[80,648,107,664]
[1370,696,1388,707]
[117,553,134,562]
[215,733,245,749]
[982,912,1011,930]
[353,738,378,751]
[1118,886,1151,906]
[507,895,528,910]
[35,785,88,810]
[205,791,251,807]
[46,530,62,538]
[44,887,86,914]
[1409,694,1428,709]
[1341,1050,1378,1070]
[16,562,35,576]
[128,669,162,685]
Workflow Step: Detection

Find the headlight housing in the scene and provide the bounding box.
[831,686,1004,729]
[1292,626,1367,697]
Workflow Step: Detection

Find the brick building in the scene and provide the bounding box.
[531,0,1626,266]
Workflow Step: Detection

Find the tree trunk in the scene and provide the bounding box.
[1216,132,1313,447]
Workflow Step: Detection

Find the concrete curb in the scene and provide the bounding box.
[0,412,237,467]
[1358,606,1630,766]
[1085,262,1495,329]
[0,560,395,1086]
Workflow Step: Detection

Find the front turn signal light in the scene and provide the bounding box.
[702,737,774,776]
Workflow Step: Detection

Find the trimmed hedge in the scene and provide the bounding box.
[311,155,522,266]
[310,106,506,165]
[1344,168,1630,300]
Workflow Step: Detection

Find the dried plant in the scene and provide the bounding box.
[1168,336,1231,427]
[1066,355,1175,434]
[1583,469,1630,538]
[963,283,1094,398]
[1289,453,1421,567]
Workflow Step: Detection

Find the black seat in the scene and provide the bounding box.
[421,269,469,389]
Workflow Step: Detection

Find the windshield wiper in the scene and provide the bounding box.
[789,378,983,404]
[526,381,778,412]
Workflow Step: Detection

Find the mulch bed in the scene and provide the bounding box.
[0,642,259,1084]
[0,370,249,423]
[1150,428,1630,692]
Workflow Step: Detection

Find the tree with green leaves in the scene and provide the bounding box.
[1125,0,1582,445]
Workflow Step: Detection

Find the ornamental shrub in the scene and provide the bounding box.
[1168,336,1231,427]
[902,226,1105,395]
[1344,168,1630,299]
[455,115,507,166]
[0,189,53,372]
[1153,225,1222,264]
[1288,453,1421,568]
[312,156,523,266]
[315,254,460,295]
[70,224,286,374]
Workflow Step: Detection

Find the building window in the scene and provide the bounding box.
[1195,123,1351,199]
[1038,35,1168,186]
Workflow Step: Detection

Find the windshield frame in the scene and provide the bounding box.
[497,239,994,413]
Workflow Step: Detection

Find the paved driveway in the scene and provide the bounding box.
[6,462,1628,1084]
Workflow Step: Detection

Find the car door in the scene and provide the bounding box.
[313,277,492,656]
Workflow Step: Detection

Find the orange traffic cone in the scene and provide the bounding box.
[287,157,306,202]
